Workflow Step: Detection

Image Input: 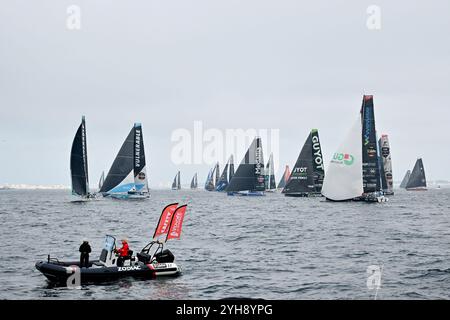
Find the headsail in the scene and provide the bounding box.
[321,116,363,201]
[406,158,427,190]
[264,153,276,191]
[361,95,381,193]
[225,137,265,194]
[277,165,290,190]
[283,130,319,196]
[399,170,411,188]
[100,126,134,194]
[216,157,231,191]
[378,135,394,194]
[70,116,89,197]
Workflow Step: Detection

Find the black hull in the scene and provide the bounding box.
[35,260,180,284]
[285,192,322,197]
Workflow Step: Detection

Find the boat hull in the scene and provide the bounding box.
[285,192,322,197]
[406,187,427,191]
[227,191,265,196]
[35,260,180,285]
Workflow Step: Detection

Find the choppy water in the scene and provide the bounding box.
[1,188,450,299]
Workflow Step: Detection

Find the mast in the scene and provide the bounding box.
[70,116,89,197]
[361,95,381,194]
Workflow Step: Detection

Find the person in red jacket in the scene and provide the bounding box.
[114,239,130,267]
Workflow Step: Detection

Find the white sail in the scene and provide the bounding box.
[321,117,363,201]
[98,171,105,190]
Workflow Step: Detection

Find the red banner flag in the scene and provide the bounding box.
[166,204,187,241]
[153,203,178,239]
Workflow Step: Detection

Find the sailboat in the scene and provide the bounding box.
[378,135,394,195]
[205,162,219,191]
[322,95,387,203]
[225,137,265,196]
[99,123,149,199]
[406,158,427,190]
[264,153,276,192]
[190,173,198,189]
[399,170,411,188]
[98,171,105,191]
[216,156,234,192]
[283,129,325,197]
[277,165,290,191]
[70,116,94,201]
[172,171,181,190]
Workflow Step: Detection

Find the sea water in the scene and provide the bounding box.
[1,188,449,299]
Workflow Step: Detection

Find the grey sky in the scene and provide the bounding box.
[1,0,449,187]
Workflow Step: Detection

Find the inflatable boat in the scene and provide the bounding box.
[35,235,181,285]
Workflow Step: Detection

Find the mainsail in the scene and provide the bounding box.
[264,153,276,191]
[190,173,198,189]
[378,135,394,194]
[284,129,324,196]
[216,157,231,191]
[321,116,363,201]
[100,123,149,196]
[172,171,181,190]
[361,95,381,194]
[98,171,105,191]
[70,116,89,197]
[229,155,235,180]
[277,165,290,190]
[225,137,265,194]
[406,158,427,190]
[400,170,411,188]
[204,166,216,191]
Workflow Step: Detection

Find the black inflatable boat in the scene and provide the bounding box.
[35,235,181,285]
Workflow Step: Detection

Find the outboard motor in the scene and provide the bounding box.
[154,249,175,263]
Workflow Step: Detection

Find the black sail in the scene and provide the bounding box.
[400,170,411,188]
[100,126,135,193]
[229,156,235,180]
[70,116,89,196]
[133,124,146,177]
[190,173,198,189]
[310,129,325,192]
[226,137,265,192]
[361,95,381,193]
[277,166,290,189]
[406,159,427,189]
[215,163,229,191]
[283,132,315,195]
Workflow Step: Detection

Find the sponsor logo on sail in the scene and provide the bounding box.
[332,153,354,166]
[312,135,324,171]
[135,129,141,168]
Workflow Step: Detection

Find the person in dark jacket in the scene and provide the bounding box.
[79,240,91,268]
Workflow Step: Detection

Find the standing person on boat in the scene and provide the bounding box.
[79,240,91,268]
[114,239,130,267]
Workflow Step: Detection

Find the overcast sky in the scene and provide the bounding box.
[1,0,449,187]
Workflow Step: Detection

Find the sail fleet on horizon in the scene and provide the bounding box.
[70,95,428,202]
